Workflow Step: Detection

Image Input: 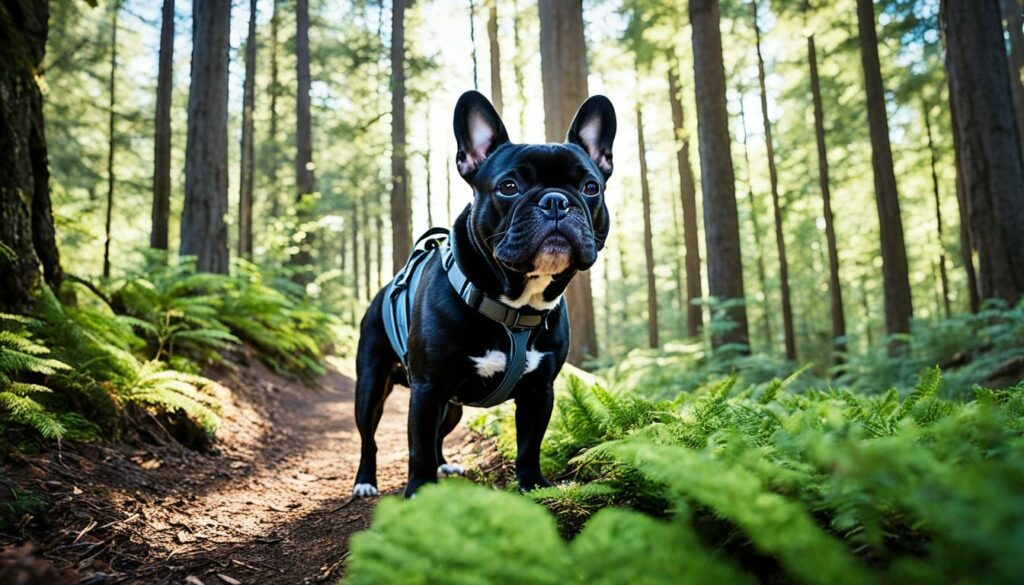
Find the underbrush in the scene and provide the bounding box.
[0,258,340,443]
[347,364,1024,584]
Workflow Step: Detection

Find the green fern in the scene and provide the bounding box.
[0,314,72,438]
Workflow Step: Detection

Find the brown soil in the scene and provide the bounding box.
[0,352,477,584]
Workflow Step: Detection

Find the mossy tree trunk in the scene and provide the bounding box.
[0,0,63,312]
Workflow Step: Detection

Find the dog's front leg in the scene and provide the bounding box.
[514,385,556,492]
[405,382,444,498]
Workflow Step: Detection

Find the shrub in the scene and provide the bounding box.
[346,369,1024,584]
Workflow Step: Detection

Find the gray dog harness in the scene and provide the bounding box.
[382,228,552,407]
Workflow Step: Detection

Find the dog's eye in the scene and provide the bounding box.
[582,181,600,196]
[498,180,519,196]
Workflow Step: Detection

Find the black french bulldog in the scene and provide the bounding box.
[353,90,616,498]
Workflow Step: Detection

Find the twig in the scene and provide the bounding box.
[328,496,355,513]
[98,512,139,531]
[73,518,97,544]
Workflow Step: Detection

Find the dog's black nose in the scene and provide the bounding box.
[538,192,570,220]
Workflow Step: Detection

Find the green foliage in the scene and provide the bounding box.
[111,258,334,376]
[350,363,1024,584]
[344,482,751,585]
[0,313,75,439]
[840,300,1024,397]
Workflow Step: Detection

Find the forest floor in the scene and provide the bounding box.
[0,351,479,584]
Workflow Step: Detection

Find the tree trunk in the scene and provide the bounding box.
[181,0,231,274]
[375,214,384,289]
[0,0,63,312]
[1002,0,1024,155]
[753,1,795,360]
[944,0,1024,303]
[469,0,479,90]
[238,0,257,260]
[352,204,361,302]
[268,0,281,218]
[292,0,316,276]
[857,0,913,348]
[539,0,599,364]
[690,0,750,352]
[151,0,174,251]
[487,1,503,116]
[425,116,434,226]
[669,165,686,330]
[922,97,951,317]
[947,79,981,313]
[391,0,411,273]
[102,0,120,279]
[667,58,704,338]
[808,33,847,359]
[513,0,526,134]
[637,106,659,349]
[738,99,772,350]
[363,197,372,300]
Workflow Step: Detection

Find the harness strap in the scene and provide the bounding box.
[382,227,555,408]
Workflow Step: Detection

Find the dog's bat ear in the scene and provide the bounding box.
[566,95,616,178]
[453,91,510,179]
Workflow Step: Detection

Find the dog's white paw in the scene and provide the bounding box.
[352,483,379,497]
[437,463,465,477]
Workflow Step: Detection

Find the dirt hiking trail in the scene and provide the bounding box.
[0,352,477,584]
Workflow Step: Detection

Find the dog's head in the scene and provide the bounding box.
[453,91,616,305]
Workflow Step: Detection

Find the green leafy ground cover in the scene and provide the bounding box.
[0,260,338,443]
[347,351,1024,584]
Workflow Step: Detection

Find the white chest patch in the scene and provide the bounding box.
[470,349,547,378]
[500,275,563,311]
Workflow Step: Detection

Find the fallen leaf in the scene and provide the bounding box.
[184,576,205,585]
[216,574,241,585]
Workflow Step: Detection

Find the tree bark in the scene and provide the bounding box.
[363,197,372,300]
[102,0,120,279]
[238,0,257,260]
[539,0,599,364]
[922,97,951,317]
[425,116,434,226]
[1002,0,1024,156]
[636,105,659,349]
[738,99,772,350]
[487,1,503,116]
[690,0,750,351]
[391,0,411,273]
[808,33,847,359]
[944,0,1024,303]
[292,0,316,276]
[151,0,174,251]
[513,0,526,134]
[947,76,981,313]
[469,0,479,90]
[352,204,361,301]
[667,58,704,338]
[181,0,231,274]
[753,1,795,360]
[0,0,63,312]
[268,0,281,218]
[857,0,913,348]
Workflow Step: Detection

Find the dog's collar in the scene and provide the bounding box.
[441,241,552,331]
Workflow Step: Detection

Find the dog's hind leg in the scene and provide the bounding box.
[435,402,464,477]
[353,299,399,498]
